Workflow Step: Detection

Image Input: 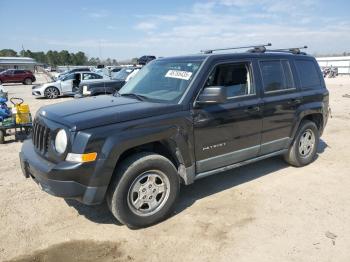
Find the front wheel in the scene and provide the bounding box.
[24,78,32,85]
[107,152,180,228]
[284,120,319,167]
[44,87,59,99]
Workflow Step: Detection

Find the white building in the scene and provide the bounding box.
[0,57,38,72]
[316,56,350,75]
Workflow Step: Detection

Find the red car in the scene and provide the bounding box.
[0,69,36,85]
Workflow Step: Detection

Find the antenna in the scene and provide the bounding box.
[201,43,272,54]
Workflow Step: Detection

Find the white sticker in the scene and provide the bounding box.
[165,70,192,80]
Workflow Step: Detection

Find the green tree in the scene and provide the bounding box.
[0,49,18,57]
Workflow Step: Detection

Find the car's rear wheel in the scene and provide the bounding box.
[0,130,5,144]
[44,87,59,99]
[0,79,2,85]
[284,120,319,167]
[24,78,32,85]
[107,152,180,228]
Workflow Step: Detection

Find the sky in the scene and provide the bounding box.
[0,0,349,60]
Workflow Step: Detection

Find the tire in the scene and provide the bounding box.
[0,79,2,85]
[284,120,319,167]
[0,130,5,144]
[24,78,32,85]
[107,152,180,228]
[44,87,59,99]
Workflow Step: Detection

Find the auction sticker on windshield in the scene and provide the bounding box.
[165,70,193,80]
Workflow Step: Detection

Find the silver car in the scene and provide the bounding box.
[32,72,104,99]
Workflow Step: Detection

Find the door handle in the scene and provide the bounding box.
[245,106,260,113]
[288,98,302,105]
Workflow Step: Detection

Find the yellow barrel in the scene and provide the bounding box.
[15,103,31,124]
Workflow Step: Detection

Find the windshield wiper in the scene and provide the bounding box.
[116,92,149,101]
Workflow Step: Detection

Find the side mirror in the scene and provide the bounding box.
[196,86,227,106]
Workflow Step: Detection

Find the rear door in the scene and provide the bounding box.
[193,60,263,174]
[258,58,302,155]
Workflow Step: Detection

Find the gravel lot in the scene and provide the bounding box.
[0,74,350,262]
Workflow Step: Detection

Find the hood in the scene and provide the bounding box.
[37,95,182,131]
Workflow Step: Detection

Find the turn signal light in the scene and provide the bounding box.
[66,152,97,163]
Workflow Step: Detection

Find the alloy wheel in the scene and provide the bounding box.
[298,129,315,157]
[127,170,170,217]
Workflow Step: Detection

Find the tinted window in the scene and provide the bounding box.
[82,73,102,80]
[62,73,75,81]
[205,63,255,98]
[14,70,25,74]
[295,60,321,89]
[260,60,294,92]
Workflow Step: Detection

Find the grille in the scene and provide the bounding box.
[32,120,51,154]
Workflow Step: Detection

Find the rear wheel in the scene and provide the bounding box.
[44,87,59,99]
[0,79,2,85]
[0,130,5,144]
[24,78,32,85]
[107,152,180,228]
[284,120,319,167]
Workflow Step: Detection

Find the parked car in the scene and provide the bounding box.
[0,69,36,85]
[76,67,141,97]
[138,55,156,65]
[32,72,103,99]
[20,47,329,228]
[56,68,91,79]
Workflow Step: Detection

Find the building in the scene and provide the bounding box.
[0,57,38,72]
[316,56,350,75]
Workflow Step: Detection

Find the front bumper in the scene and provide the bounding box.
[19,140,107,205]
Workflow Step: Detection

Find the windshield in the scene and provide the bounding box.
[118,60,202,103]
[112,68,134,80]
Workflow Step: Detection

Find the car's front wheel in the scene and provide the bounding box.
[284,120,319,167]
[107,152,180,228]
[44,87,59,99]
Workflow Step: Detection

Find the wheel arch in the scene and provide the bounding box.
[291,110,324,139]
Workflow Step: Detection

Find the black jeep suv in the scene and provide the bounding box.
[20,47,329,228]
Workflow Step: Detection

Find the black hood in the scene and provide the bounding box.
[38,95,182,131]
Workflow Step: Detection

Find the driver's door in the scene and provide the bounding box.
[60,73,75,94]
[193,60,263,174]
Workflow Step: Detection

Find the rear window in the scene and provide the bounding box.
[295,60,321,89]
[259,60,295,92]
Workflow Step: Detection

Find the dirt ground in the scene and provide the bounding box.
[0,74,350,262]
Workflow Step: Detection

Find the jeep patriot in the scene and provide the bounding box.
[20,45,329,228]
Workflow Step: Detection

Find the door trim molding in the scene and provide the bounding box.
[195,149,287,180]
[196,145,260,173]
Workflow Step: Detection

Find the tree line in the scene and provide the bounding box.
[0,49,120,66]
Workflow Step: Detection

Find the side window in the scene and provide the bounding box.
[259,60,295,92]
[205,62,255,98]
[93,73,103,79]
[83,73,102,80]
[295,60,321,89]
[63,74,75,81]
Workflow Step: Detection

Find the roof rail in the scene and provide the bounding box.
[200,43,272,54]
[266,46,308,55]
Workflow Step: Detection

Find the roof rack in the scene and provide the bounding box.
[200,43,272,54]
[265,46,308,55]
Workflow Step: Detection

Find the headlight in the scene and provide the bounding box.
[55,129,67,154]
